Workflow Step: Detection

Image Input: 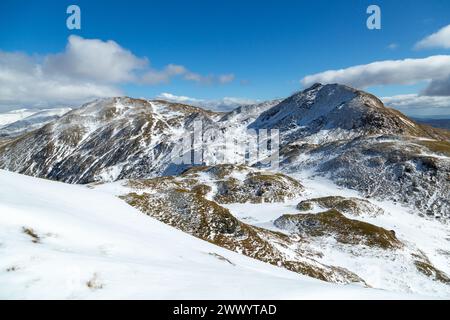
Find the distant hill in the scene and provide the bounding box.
[413,117,450,130]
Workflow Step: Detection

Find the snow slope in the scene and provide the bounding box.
[0,109,39,128]
[0,169,417,300]
[0,108,71,137]
[223,173,450,298]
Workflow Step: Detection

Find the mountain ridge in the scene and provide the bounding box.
[1,84,450,296]
[0,84,449,217]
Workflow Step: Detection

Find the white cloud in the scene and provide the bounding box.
[141,65,234,85]
[301,55,450,89]
[44,35,148,83]
[183,72,203,82]
[415,25,450,49]
[0,36,235,111]
[218,74,235,84]
[382,94,450,117]
[180,71,235,85]
[387,43,399,50]
[157,93,257,112]
[157,93,203,104]
[141,64,188,84]
[0,51,121,111]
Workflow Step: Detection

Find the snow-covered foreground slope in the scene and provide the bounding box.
[95,166,450,298]
[0,170,417,300]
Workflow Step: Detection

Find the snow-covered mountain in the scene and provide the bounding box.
[0,169,414,299]
[0,109,40,128]
[0,84,448,216]
[0,98,221,183]
[219,99,282,124]
[0,108,71,137]
[1,83,450,298]
[251,83,448,143]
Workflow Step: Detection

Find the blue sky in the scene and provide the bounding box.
[1,0,450,116]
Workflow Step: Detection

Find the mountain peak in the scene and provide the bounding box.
[250,83,359,128]
[249,83,448,143]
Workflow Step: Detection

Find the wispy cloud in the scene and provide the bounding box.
[387,43,399,50]
[415,24,450,49]
[218,74,235,84]
[157,93,257,112]
[141,64,188,84]
[142,66,234,85]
